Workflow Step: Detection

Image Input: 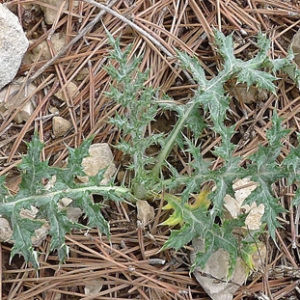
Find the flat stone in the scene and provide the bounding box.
[0,78,36,123]
[0,218,13,242]
[52,116,72,137]
[55,81,79,102]
[78,143,117,185]
[190,237,248,300]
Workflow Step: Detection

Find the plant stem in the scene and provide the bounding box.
[1,185,129,209]
[151,102,196,179]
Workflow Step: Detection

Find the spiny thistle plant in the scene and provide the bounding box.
[1,30,300,275]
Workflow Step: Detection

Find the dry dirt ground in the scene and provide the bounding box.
[2,0,300,299]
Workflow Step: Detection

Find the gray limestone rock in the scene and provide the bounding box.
[190,237,248,300]
[0,4,28,90]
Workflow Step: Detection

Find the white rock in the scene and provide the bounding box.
[78,143,117,185]
[24,32,66,65]
[243,203,265,231]
[52,116,72,137]
[0,78,37,123]
[191,238,248,300]
[75,67,89,81]
[20,205,39,219]
[58,197,82,222]
[0,4,28,90]
[14,101,35,123]
[39,0,78,25]
[191,237,266,300]
[84,275,103,295]
[55,81,79,102]
[0,218,13,242]
[137,200,155,228]
[223,178,264,230]
[32,221,50,246]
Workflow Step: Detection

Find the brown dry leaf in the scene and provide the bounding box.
[136,200,155,227]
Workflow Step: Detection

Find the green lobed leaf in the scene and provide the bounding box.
[106,32,166,195]
[163,224,195,251]
[236,69,277,93]
[81,192,110,237]
[243,180,286,240]
[47,198,85,262]
[208,171,238,222]
[292,189,300,206]
[10,213,44,269]
[271,50,295,73]
[18,134,53,196]
[212,125,236,159]
[246,32,270,66]
[267,111,290,148]
[161,194,211,251]
[190,216,248,277]
[185,137,212,174]
[213,30,236,69]
[185,107,206,137]
[176,50,208,89]
[194,84,230,126]
[162,193,248,277]
[242,113,289,239]
[249,111,290,174]
[282,134,300,184]
[0,176,8,199]
[59,138,93,187]
[0,133,130,267]
[179,137,212,203]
